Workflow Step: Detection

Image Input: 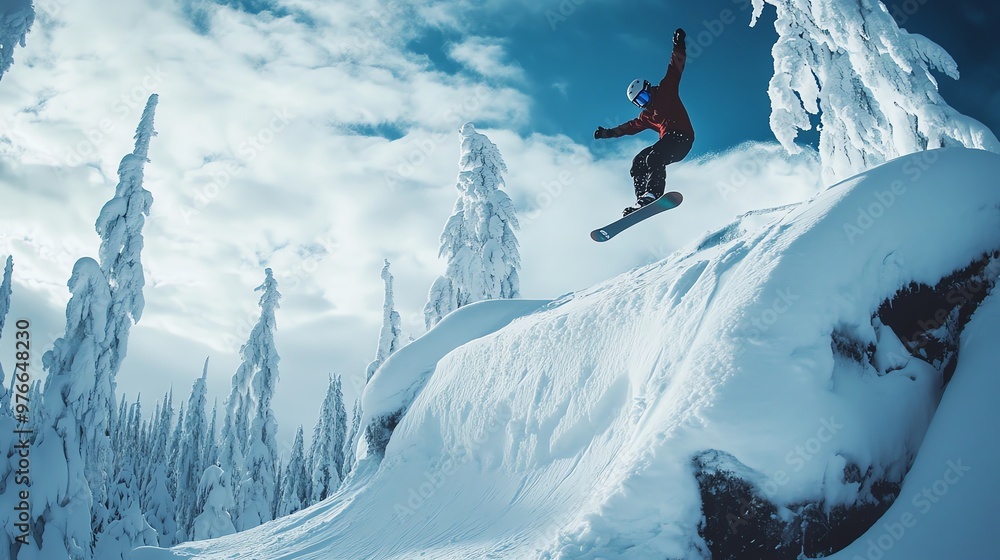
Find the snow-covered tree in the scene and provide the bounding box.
[19,258,110,560]
[0,0,34,81]
[424,123,520,329]
[0,255,11,331]
[126,396,143,458]
[749,0,1000,183]
[276,425,309,517]
[175,359,210,541]
[168,401,185,478]
[112,394,129,451]
[103,395,148,556]
[0,256,18,560]
[93,457,158,559]
[218,385,248,510]
[0,255,12,415]
[342,398,362,477]
[204,398,219,468]
[20,94,160,559]
[85,93,158,545]
[309,374,348,504]
[192,465,237,541]
[142,391,177,547]
[96,92,157,379]
[231,268,282,531]
[366,259,404,382]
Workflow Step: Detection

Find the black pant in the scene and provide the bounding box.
[630,130,693,199]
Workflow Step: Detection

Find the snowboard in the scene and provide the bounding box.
[590,191,684,242]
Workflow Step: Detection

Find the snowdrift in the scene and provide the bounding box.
[136,147,1000,559]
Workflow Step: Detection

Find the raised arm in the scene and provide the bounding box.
[659,28,687,92]
[595,117,650,139]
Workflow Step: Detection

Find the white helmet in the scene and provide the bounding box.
[626,78,652,108]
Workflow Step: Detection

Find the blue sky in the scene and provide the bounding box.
[405,0,784,157]
[400,0,997,157]
[898,0,1000,135]
[0,0,994,448]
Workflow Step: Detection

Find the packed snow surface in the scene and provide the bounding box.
[136,148,1000,559]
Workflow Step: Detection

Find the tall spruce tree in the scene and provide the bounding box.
[142,391,177,547]
[342,398,362,478]
[424,123,520,329]
[0,256,16,560]
[366,259,403,382]
[309,374,348,504]
[0,255,12,416]
[276,426,309,517]
[175,359,210,541]
[21,258,112,560]
[231,268,282,531]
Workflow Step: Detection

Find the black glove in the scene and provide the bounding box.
[594,126,612,139]
[673,28,686,46]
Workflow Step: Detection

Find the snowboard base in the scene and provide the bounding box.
[590,191,683,242]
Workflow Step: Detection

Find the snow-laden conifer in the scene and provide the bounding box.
[232,268,282,530]
[142,391,177,547]
[20,258,110,559]
[750,0,1000,182]
[424,123,520,329]
[0,255,12,416]
[192,465,237,540]
[367,259,403,381]
[94,457,158,559]
[0,0,34,81]
[175,358,210,541]
[277,425,309,516]
[309,374,348,504]
[342,398,362,477]
[204,398,219,468]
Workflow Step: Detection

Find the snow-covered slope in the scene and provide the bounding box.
[135,147,1000,559]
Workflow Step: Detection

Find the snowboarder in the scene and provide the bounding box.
[594,28,695,217]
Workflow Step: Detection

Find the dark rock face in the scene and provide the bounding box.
[696,252,998,559]
[693,450,898,560]
[876,251,999,384]
[365,409,403,458]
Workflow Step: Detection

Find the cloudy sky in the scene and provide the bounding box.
[0,0,995,451]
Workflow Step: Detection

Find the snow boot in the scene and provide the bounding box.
[623,192,657,217]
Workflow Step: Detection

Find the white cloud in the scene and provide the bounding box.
[447,36,524,81]
[0,0,821,448]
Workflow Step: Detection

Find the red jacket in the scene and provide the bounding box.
[608,42,693,139]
